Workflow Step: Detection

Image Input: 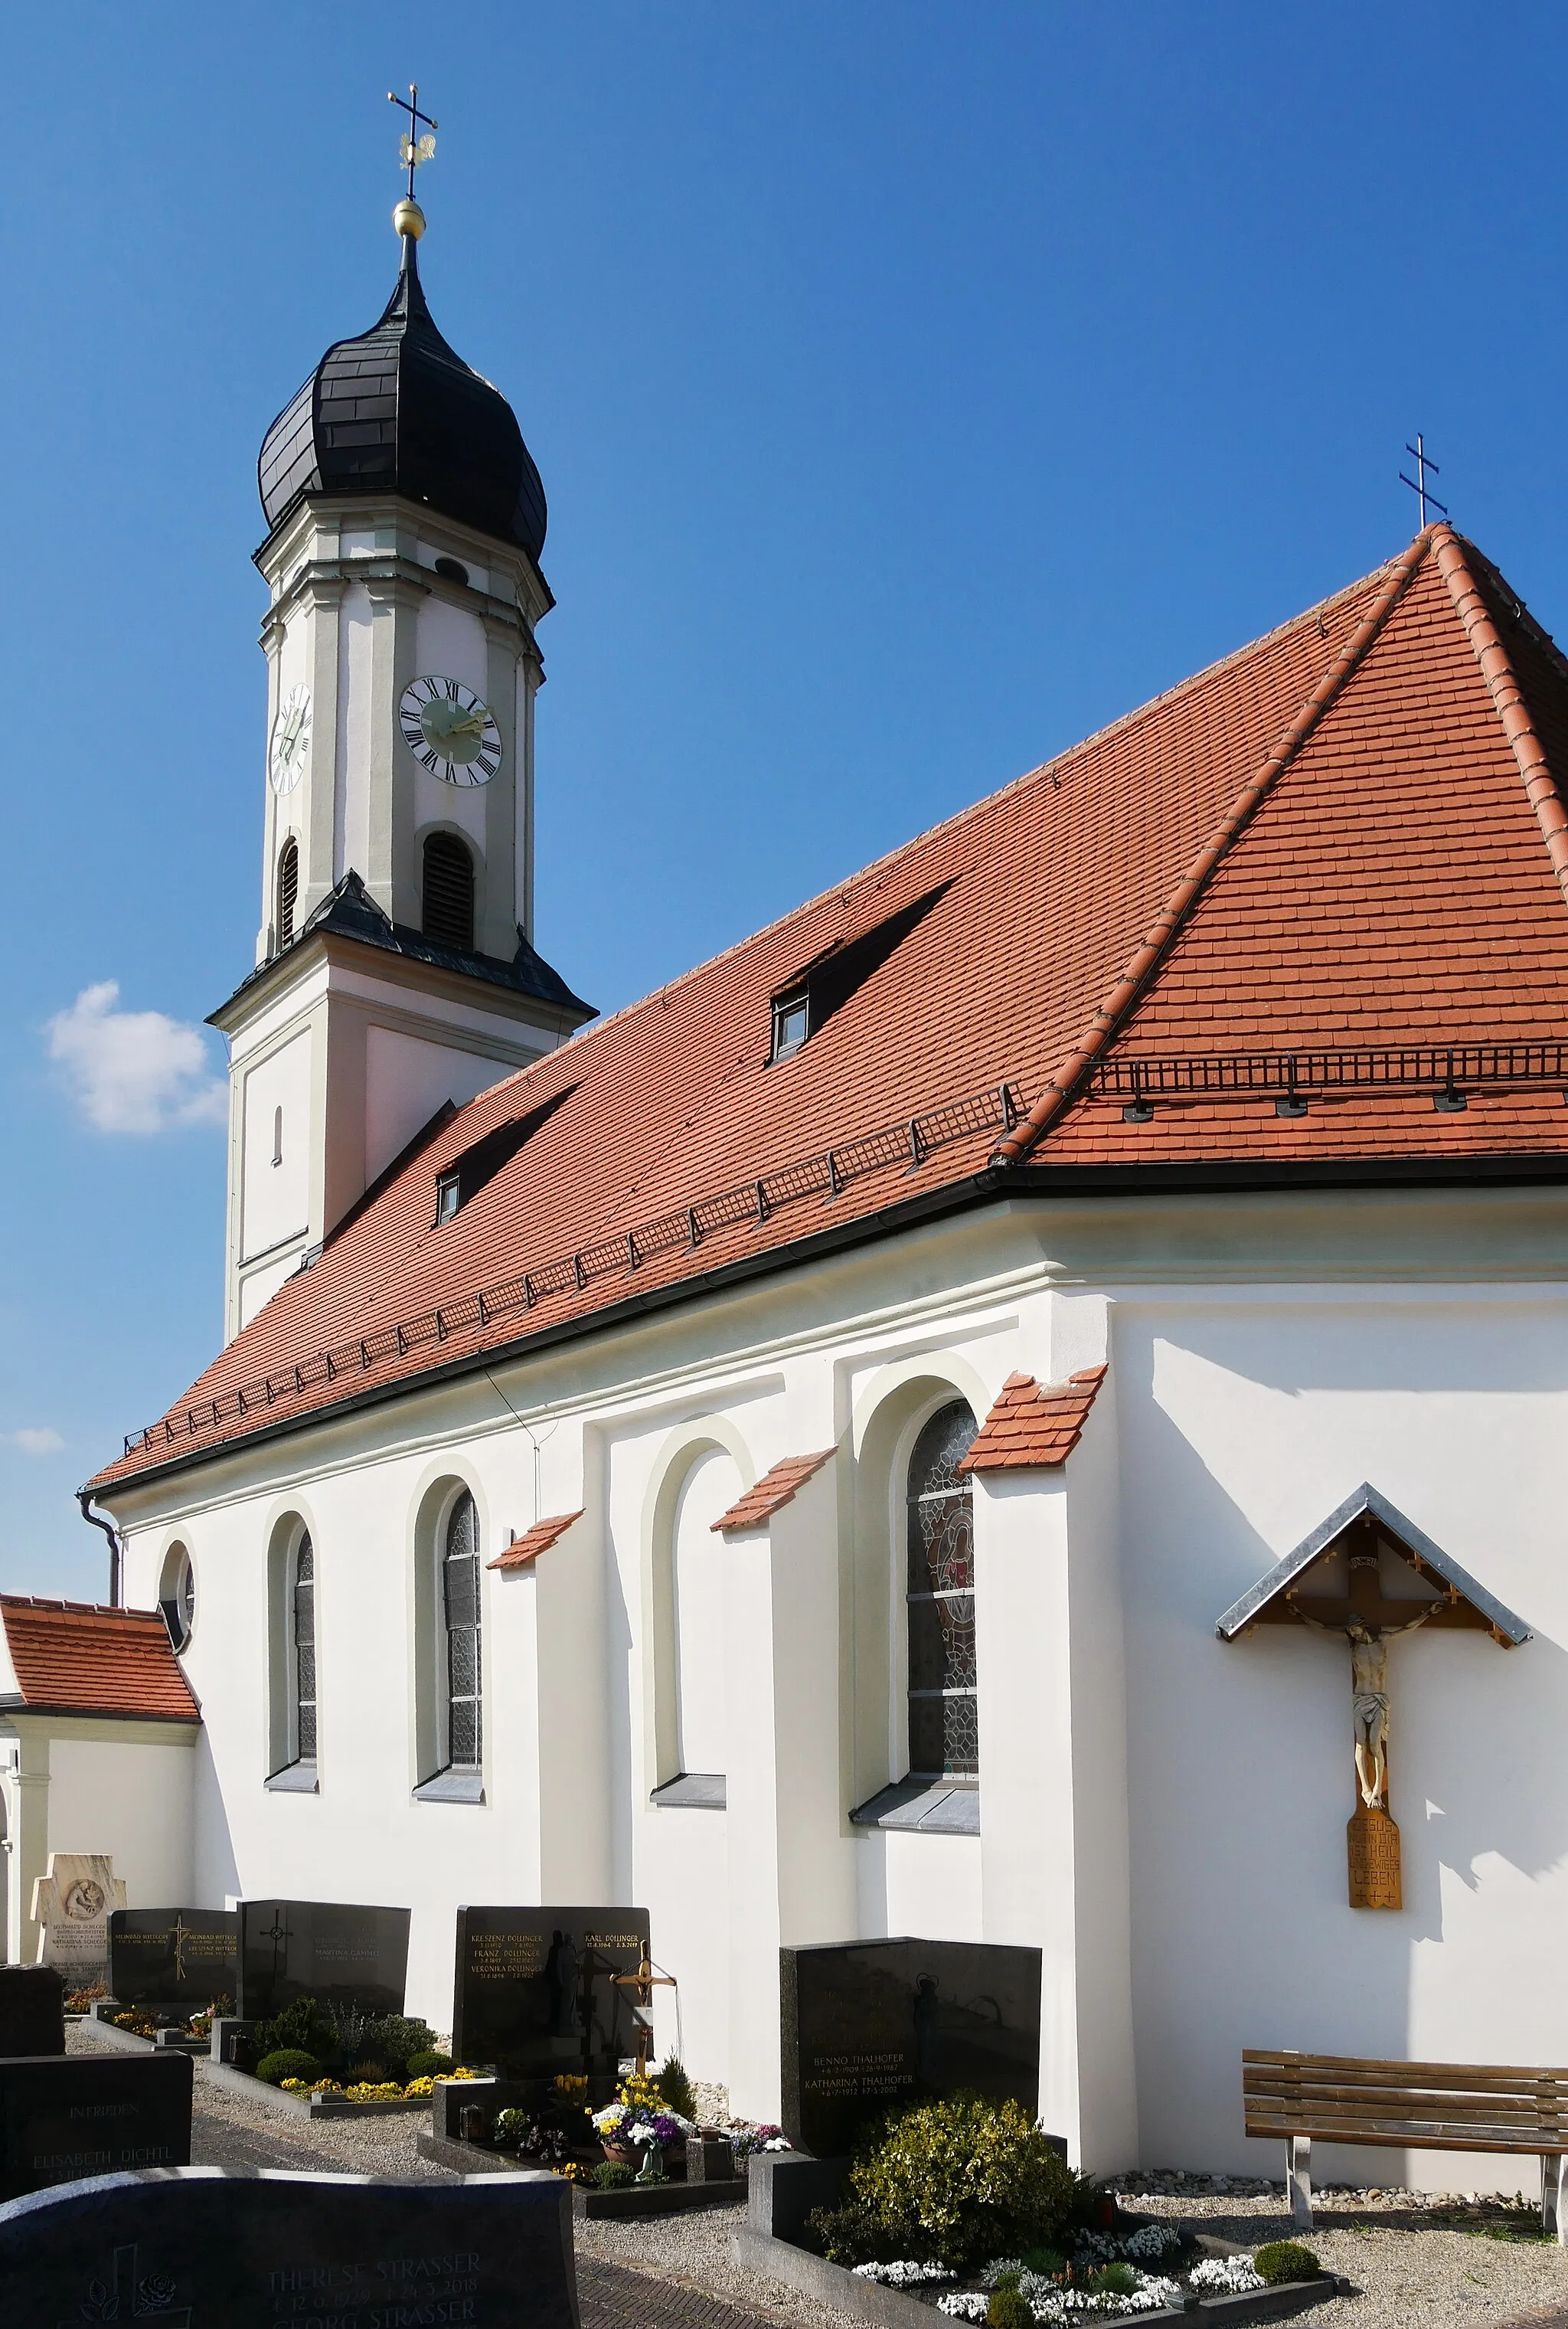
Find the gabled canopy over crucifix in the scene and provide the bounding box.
[1217,1485,1530,1909]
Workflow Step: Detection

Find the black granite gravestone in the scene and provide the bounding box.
[452,1905,651,2088]
[0,2051,191,2197]
[779,1936,1043,2156]
[0,1968,64,2058]
[0,2162,578,2325]
[237,1899,410,2020]
[110,1911,238,2011]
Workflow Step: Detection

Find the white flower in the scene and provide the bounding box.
[1189,2255,1263,2292]
[936,2298,990,2322]
[852,2261,954,2286]
[982,2257,1025,2289]
[590,2103,629,2134]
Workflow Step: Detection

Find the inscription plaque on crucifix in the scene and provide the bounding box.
[1216,1484,1528,1912]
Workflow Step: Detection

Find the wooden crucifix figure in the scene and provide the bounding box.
[1215,1486,1529,1912]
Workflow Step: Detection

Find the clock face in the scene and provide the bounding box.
[269,684,312,794]
[400,675,502,787]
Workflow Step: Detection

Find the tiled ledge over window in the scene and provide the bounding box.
[850,1776,979,1834]
[650,1772,727,1811]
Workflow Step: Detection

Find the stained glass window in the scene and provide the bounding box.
[906,1400,979,1777]
[443,1490,482,1768]
[292,1532,316,1762]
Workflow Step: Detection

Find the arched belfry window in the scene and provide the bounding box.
[906,1400,979,1778]
[277,839,299,947]
[423,832,475,953]
[443,1490,482,1769]
[292,1532,317,1763]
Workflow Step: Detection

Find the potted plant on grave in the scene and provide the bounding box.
[591,2067,694,2174]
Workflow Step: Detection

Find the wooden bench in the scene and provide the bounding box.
[1243,2049,1568,2241]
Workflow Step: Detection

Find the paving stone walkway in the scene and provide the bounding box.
[578,2258,783,2328]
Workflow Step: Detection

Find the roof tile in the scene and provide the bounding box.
[0,1598,200,1722]
[958,1369,1107,1473]
[487,1511,583,1570]
[712,1451,835,1532]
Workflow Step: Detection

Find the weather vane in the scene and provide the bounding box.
[1399,434,1447,530]
[388,83,437,212]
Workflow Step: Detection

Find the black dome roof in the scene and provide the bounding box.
[258,238,547,561]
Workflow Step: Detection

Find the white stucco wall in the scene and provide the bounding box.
[106,1187,1568,2179]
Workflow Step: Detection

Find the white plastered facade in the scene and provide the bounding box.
[99,1179,1568,2193]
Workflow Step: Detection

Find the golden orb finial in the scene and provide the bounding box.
[394,197,426,241]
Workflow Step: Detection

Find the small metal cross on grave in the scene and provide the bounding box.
[387,83,438,201]
[611,1954,677,2076]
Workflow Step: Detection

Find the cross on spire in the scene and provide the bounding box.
[1400,433,1448,529]
[388,82,438,202]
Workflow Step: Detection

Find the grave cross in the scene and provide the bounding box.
[610,1954,677,2076]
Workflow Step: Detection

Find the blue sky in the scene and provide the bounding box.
[5,3,1567,1598]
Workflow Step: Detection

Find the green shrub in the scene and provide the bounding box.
[842,2095,1078,2275]
[1086,2262,1138,2296]
[1020,2246,1067,2279]
[592,2161,636,2190]
[1254,2240,1321,2284]
[361,2017,437,2078]
[493,2108,530,2148]
[255,1997,336,2063]
[407,2049,456,2079]
[987,2294,1032,2329]
[805,2199,911,2268]
[255,2048,322,2087]
[655,2057,697,2119]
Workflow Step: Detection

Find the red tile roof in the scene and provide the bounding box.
[958,1369,1107,1473]
[486,1510,583,1571]
[711,1451,835,1533]
[93,525,1568,1491]
[0,1598,200,1722]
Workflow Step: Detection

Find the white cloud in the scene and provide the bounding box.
[47,981,227,1136]
[4,1428,64,1456]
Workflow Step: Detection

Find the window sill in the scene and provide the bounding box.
[413,1768,485,1804]
[849,1777,979,1834]
[649,1771,727,1811]
[265,1761,318,1794]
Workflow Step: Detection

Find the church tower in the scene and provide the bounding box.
[213,175,593,1339]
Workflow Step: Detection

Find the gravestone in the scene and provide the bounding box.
[452,1905,651,2087]
[0,1968,64,2058]
[237,1899,410,2021]
[110,1910,238,2011]
[0,2163,577,2325]
[779,1936,1043,2156]
[0,2051,191,2198]
[30,1853,126,1990]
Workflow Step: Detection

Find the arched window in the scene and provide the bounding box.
[277,838,299,947]
[906,1400,979,1778]
[158,1542,195,1654]
[423,832,475,952]
[291,1532,317,1763]
[443,1490,482,1769]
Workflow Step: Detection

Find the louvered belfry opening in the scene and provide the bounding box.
[423,832,475,952]
[276,839,299,947]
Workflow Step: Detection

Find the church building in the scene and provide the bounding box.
[72,189,1568,2183]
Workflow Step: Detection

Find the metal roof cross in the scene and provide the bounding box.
[388,82,438,201]
[1400,433,1448,528]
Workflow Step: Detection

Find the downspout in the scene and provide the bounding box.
[77,1492,122,1608]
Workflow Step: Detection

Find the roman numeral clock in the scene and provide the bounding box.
[400,675,503,786]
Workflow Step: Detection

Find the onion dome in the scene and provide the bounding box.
[258,231,546,561]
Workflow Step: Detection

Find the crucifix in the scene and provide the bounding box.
[1217,1487,1527,1909]
[611,1953,677,2076]
[387,82,438,204]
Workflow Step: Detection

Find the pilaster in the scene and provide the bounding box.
[364,570,428,930]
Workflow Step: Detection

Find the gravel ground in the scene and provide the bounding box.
[1116,2178,1568,2328]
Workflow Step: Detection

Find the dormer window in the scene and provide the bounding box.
[772,994,810,1061]
[434,1171,461,1225]
[430,1087,576,1228]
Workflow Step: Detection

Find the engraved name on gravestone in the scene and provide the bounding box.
[780,1937,1043,2157]
[0,2162,579,2326]
[452,1906,651,2087]
[0,1968,65,2059]
[237,1901,410,2021]
[30,1853,126,1987]
[110,1912,239,2010]
[0,2052,191,2199]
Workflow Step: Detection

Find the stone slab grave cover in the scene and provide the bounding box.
[0,2163,578,2325]
[237,1899,410,2020]
[780,1937,1043,2157]
[110,1910,239,2011]
[0,1967,64,2058]
[452,1905,651,2088]
[0,2051,191,2198]
[30,1853,126,1988]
